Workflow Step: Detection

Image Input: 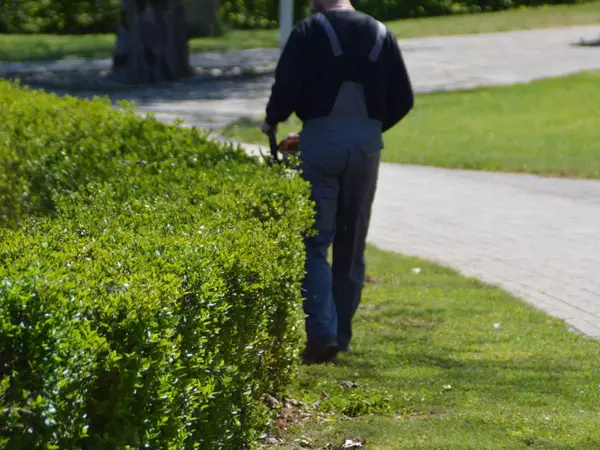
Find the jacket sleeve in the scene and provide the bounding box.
[382,31,414,133]
[265,24,308,126]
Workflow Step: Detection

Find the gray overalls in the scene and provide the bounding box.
[299,12,387,350]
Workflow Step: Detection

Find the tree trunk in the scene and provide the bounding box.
[112,0,195,84]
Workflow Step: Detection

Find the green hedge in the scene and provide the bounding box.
[0,80,314,449]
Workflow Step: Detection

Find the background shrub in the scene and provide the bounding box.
[0,0,589,34]
[0,0,121,34]
[0,80,314,449]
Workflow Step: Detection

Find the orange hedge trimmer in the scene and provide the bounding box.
[266,130,300,165]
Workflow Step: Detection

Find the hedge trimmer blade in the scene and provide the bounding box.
[267,130,279,165]
[266,131,300,166]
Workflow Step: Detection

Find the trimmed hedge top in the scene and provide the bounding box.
[0,80,314,449]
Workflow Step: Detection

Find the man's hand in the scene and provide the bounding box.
[260,120,277,135]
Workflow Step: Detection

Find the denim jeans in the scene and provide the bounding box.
[299,139,381,350]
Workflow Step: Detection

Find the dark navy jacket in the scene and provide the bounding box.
[265,10,414,132]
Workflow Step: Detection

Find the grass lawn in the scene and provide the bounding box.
[221,71,600,179]
[1,3,600,62]
[267,245,600,449]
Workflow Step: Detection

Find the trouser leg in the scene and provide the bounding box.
[300,158,341,344]
[332,148,381,350]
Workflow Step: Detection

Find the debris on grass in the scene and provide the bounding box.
[264,436,283,446]
[295,437,312,447]
[365,275,380,284]
[340,438,366,448]
[264,394,282,410]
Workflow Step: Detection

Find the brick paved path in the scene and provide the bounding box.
[398,25,600,92]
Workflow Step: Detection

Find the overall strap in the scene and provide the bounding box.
[368,21,387,62]
[314,12,343,57]
[314,13,388,62]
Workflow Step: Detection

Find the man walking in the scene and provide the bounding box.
[261,0,414,364]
